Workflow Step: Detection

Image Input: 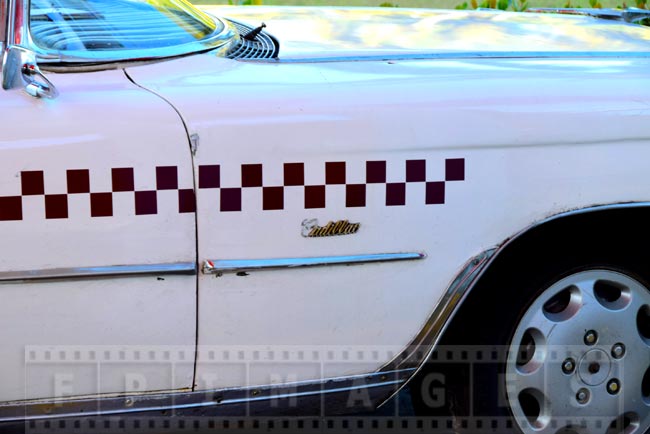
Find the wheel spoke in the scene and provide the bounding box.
[507,367,548,396]
[574,278,597,300]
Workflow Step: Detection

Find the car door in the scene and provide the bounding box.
[125,55,460,393]
[0,13,197,403]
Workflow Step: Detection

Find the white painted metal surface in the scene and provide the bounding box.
[0,70,196,401]
[126,51,650,389]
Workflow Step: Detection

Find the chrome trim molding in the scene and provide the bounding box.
[0,369,412,422]
[378,248,496,384]
[527,6,650,23]
[0,263,197,282]
[203,252,426,274]
[258,51,650,64]
[530,201,650,226]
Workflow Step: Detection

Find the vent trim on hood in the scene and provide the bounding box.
[224,19,280,60]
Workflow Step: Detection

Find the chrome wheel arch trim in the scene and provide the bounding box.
[0,263,197,282]
[0,369,412,422]
[378,201,650,405]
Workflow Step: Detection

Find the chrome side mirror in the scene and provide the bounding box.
[2,45,58,99]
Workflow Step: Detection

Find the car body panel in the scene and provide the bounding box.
[0,69,197,401]
[125,52,650,389]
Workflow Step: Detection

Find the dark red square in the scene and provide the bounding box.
[135,191,157,215]
[221,188,241,212]
[263,187,284,211]
[406,160,426,182]
[156,166,178,190]
[21,171,44,195]
[45,195,68,219]
[242,164,263,188]
[326,162,346,185]
[67,170,90,194]
[446,158,465,181]
[346,184,366,208]
[284,163,304,186]
[305,186,325,209]
[366,161,386,184]
[90,192,113,217]
[0,196,22,221]
[178,189,196,213]
[386,183,406,206]
[426,182,445,205]
[112,168,134,192]
[199,165,220,189]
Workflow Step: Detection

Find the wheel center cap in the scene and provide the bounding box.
[578,349,611,386]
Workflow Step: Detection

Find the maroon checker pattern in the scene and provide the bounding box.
[198,158,465,212]
[0,167,196,221]
[0,158,465,220]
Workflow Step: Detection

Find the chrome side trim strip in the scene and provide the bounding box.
[0,263,197,282]
[203,253,426,274]
[260,51,650,64]
[0,369,412,422]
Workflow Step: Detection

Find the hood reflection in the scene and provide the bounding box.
[202,6,650,58]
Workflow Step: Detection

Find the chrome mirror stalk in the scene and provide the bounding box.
[2,45,58,99]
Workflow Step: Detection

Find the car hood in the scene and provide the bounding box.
[201,6,650,59]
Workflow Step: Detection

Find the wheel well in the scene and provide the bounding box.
[446,204,650,344]
[408,204,650,421]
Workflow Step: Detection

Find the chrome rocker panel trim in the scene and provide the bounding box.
[0,263,197,282]
[203,252,425,274]
[0,370,412,422]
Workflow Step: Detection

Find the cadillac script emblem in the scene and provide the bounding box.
[301,219,361,238]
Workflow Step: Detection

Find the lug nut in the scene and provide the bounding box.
[607,379,621,395]
[611,343,626,359]
[576,388,590,404]
[584,330,598,346]
[562,358,576,374]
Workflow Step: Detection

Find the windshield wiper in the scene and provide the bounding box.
[527,7,650,23]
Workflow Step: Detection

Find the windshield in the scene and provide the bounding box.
[29,0,225,54]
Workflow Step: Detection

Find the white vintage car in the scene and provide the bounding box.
[1,0,650,432]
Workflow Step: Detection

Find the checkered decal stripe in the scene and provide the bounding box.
[202,158,465,212]
[0,159,464,220]
[0,167,196,221]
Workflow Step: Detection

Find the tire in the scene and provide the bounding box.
[410,252,650,434]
